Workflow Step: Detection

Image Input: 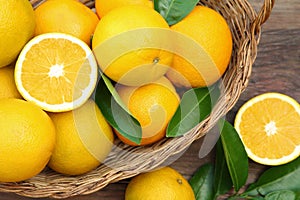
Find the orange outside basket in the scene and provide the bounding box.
[0,0,275,198]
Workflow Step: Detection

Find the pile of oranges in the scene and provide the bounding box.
[0,0,233,183]
[1,2,300,200]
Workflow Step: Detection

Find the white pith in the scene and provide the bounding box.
[265,121,277,136]
[48,64,64,78]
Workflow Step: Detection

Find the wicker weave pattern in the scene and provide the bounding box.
[0,0,274,198]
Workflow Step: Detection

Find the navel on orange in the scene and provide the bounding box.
[234,93,300,165]
[15,33,98,112]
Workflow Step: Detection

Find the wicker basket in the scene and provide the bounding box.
[0,0,274,198]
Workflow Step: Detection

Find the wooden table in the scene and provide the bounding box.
[1,0,299,199]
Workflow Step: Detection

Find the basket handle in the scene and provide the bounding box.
[252,0,275,34]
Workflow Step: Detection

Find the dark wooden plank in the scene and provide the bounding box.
[250,0,300,30]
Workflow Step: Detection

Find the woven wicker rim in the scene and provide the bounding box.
[0,0,275,198]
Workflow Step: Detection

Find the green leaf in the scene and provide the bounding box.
[265,190,296,200]
[296,192,300,200]
[166,85,220,137]
[219,120,248,192]
[213,140,233,198]
[228,196,265,200]
[95,75,142,145]
[251,197,266,200]
[245,157,300,196]
[101,75,129,112]
[189,163,214,200]
[154,0,198,25]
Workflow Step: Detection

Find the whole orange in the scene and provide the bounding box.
[48,100,114,175]
[125,167,195,200]
[0,99,56,182]
[166,6,233,88]
[92,5,173,86]
[34,0,99,45]
[115,77,179,146]
[0,0,35,68]
[95,0,153,18]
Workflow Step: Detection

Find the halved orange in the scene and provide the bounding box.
[234,92,300,165]
[15,33,98,112]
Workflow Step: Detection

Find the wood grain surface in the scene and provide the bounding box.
[1,0,299,199]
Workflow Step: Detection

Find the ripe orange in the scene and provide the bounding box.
[48,100,114,175]
[95,0,153,18]
[34,0,99,45]
[0,0,35,68]
[0,65,22,99]
[166,6,233,88]
[92,5,173,86]
[0,99,56,182]
[125,167,195,200]
[115,77,179,146]
[234,93,300,165]
[14,33,98,112]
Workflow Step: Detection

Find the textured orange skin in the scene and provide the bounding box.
[34,0,99,45]
[114,77,179,146]
[125,167,195,200]
[95,0,153,18]
[0,0,35,67]
[167,6,233,88]
[0,99,56,182]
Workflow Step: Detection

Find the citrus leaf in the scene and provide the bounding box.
[154,0,198,25]
[95,75,142,145]
[296,192,300,200]
[101,74,129,113]
[245,157,300,196]
[219,119,248,192]
[166,85,220,137]
[213,140,233,198]
[189,163,214,200]
[228,195,265,200]
[265,190,297,200]
[249,197,265,200]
